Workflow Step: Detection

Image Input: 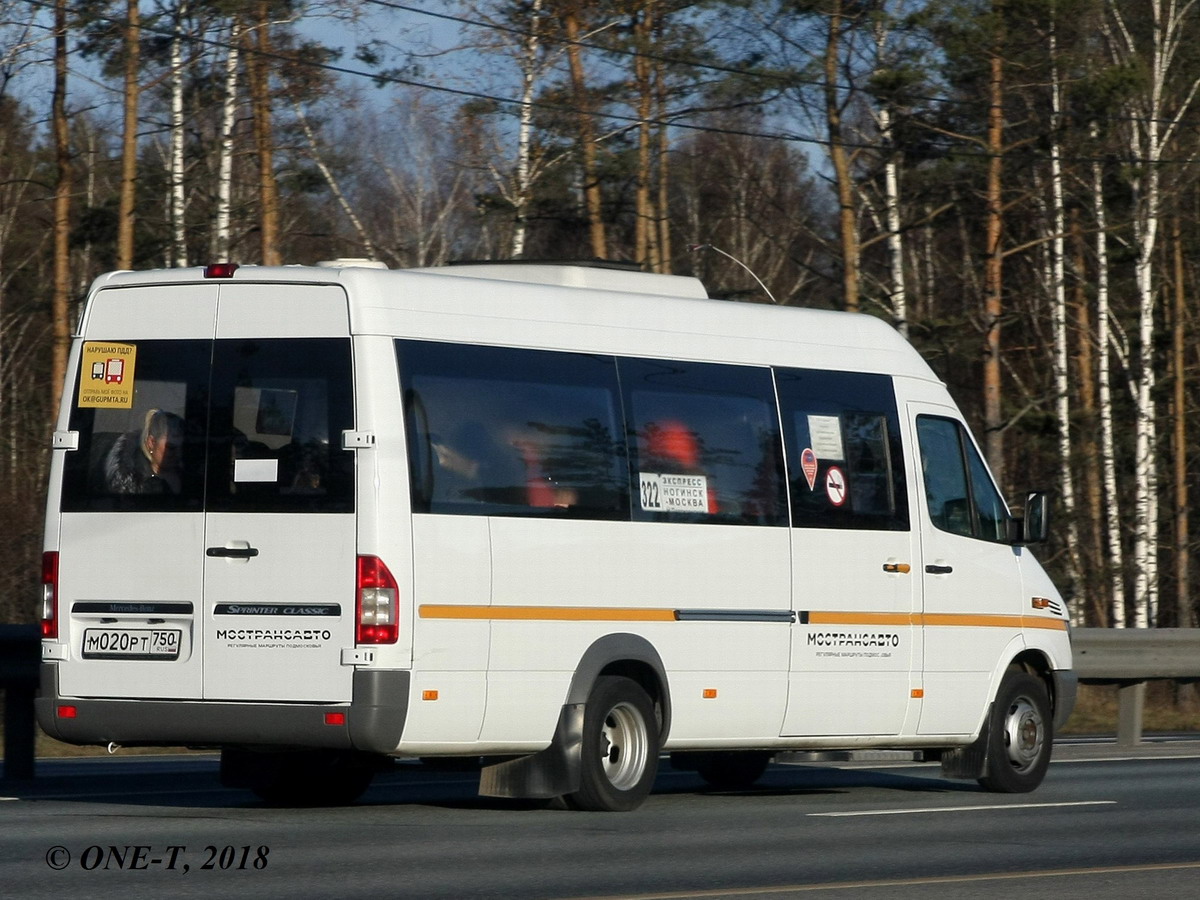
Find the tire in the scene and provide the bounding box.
[693,751,771,790]
[226,748,377,806]
[978,668,1053,793]
[566,675,659,812]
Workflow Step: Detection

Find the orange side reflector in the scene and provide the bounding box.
[1032,597,1051,609]
[702,689,718,699]
[58,705,77,719]
[324,712,346,726]
[911,689,925,699]
[423,690,439,701]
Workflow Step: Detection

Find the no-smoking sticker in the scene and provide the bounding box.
[825,465,847,507]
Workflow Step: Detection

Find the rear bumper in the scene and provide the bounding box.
[35,663,409,755]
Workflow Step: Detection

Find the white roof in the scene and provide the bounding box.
[408,263,710,299]
[84,263,941,383]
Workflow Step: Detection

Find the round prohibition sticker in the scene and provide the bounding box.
[825,465,848,507]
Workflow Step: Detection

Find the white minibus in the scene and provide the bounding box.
[36,260,1075,810]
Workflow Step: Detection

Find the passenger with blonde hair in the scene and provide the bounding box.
[104,408,184,494]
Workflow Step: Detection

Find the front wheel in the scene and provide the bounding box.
[566,676,659,811]
[978,668,1052,793]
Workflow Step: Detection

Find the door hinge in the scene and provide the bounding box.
[341,430,376,449]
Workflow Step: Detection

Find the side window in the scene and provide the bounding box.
[917,416,1010,542]
[776,368,908,530]
[61,339,211,512]
[397,341,627,519]
[620,358,786,526]
[206,339,355,513]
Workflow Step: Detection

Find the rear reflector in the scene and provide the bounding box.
[324,712,346,726]
[58,705,77,719]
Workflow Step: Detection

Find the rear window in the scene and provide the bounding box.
[206,339,355,513]
[62,339,210,512]
[61,338,354,513]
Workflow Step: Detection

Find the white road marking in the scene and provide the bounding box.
[808,799,1116,817]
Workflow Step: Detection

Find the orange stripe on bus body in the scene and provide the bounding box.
[809,611,1067,631]
[418,605,676,622]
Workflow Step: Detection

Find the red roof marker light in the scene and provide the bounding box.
[204,262,239,278]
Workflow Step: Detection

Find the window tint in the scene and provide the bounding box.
[62,339,211,512]
[398,341,627,519]
[206,339,355,513]
[776,368,908,530]
[62,338,354,514]
[620,358,786,526]
[917,415,1010,542]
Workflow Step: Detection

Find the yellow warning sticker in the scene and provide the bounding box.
[78,342,137,408]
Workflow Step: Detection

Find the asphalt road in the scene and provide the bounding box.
[3,738,1199,899]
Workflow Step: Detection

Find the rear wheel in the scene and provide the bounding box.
[566,676,659,811]
[978,668,1052,793]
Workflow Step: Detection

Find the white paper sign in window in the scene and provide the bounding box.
[234,458,279,483]
[807,415,845,460]
[639,472,709,513]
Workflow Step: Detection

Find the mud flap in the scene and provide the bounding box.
[939,708,991,781]
[478,703,584,799]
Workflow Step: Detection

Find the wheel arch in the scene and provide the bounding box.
[1008,648,1058,721]
[565,633,672,742]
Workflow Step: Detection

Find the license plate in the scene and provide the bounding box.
[82,628,181,660]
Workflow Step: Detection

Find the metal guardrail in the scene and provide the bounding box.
[0,626,1194,778]
[0,625,40,781]
[1071,627,1200,747]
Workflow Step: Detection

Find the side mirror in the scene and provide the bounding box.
[1020,491,1050,544]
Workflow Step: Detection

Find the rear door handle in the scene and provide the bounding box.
[925,564,953,575]
[206,546,259,559]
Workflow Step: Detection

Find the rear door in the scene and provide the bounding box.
[57,285,217,701]
[201,284,357,702]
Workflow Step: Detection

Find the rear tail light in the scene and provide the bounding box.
[356,555,399,644]
[41,551,59,638]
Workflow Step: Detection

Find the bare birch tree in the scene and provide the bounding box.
[1102,0,1200,627]
[167,0,189,268]
[1045,13,1081,595]
[212,16,241,262]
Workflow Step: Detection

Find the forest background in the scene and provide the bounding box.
[1,0,1198,636]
